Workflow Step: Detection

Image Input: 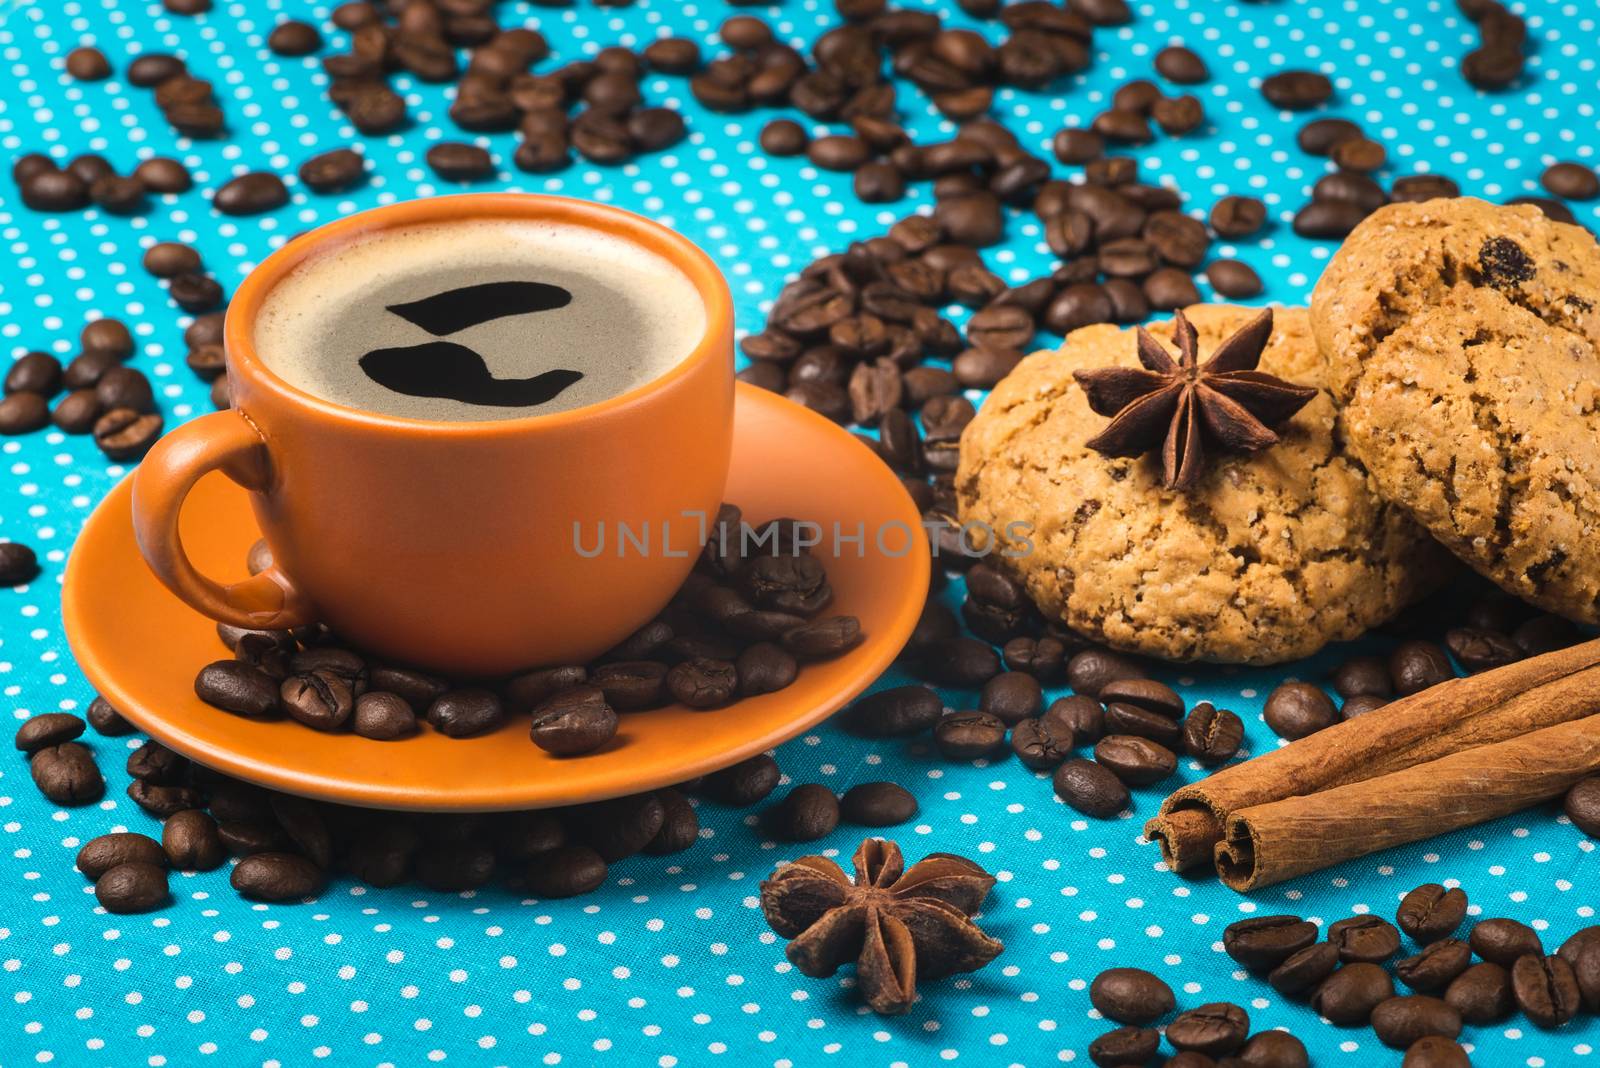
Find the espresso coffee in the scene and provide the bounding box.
[254,218,706,420]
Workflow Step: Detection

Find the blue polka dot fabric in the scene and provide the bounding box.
[2,0,1598,1065]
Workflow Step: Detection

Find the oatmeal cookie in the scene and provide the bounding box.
[955,304,1446,665]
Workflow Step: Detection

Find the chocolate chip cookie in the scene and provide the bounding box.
[955,304,1446,665]
[1311,198,1600,401]
[1315,198,1600,623]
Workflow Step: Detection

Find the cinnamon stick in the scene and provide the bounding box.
[1145,639,1600,871]
[1215,714,1600,890]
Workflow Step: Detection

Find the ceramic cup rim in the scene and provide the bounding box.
[222,192,734,437]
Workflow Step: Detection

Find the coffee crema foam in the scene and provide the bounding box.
[253,218,707,421]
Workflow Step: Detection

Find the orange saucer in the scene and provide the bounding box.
[63,384,929,812]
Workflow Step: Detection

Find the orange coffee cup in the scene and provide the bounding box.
[131,194,735,676]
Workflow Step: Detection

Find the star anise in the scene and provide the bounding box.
[1071,307,1319,490]
[758,838,1003,1015]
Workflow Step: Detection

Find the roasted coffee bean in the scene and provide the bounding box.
[1341,693,1385,720]
[95,862,168,914]
[127,739,188,785]
[1208,195,1266,237]
[366,664,448,711]
[66,45,112,80]
[1088,1026,1158,1067]
[1402,1036,1471,1068]
[1397,939,1474,993]
[1182,703,1243,765]
[1010,716,1072,770]
[64,350,117,391]
[1143,268,1201,310]
[280,670,356,731]
[529,687,617,755]
[843,685,943,737]
[14,712,85,754]
[1052,758,1129,818]
[1513,613,1580,656]
[934,710,1007,760]
[95,367,154,412]
[1391,174,1462,203]
[1155,45,1208,84]
[69,154,113,186]
[1391,640,1454,695]
[213,171,289,215]
[1333,655,1392,698]
[31,742,104,805]
[1574,942,1600,1014]
[503,665,587,714]
[1330,915,1402,964]
[232,852,325,901]
[1093,108,1152,144]
[839,781,917,826]
[19,167,88,211]
[93,407,162,459]
[1002,636,1067,680]
[77,832,166,880]
[781,615,861,659]
[734,642,798,697]
[1089,967,1175,1025]
[1542,161,1600,200]
[1044,695,1105,747]
[1223,915,1318,973]
[1296,117,1362,155]
[1152,94,1204,135]
[1263,681,1337,740]
[1462,45,1524,90]
[702,753,780,806]
[425,142,495,181]
[1088,738,1177,789]
[426,689,504,738]
[86,696,134,736]
[642,36,700,74]
[51,389,100,434]
[414,842,496,892]
[1511,953,1580,1027]
[5,352,63,397]
[142,241,202,278]
[123,776,197,816]
[1445,961,1515,1023]
[643,788,698,855]
[1398,883,1469,943]
[572,793,665,861]
[169,272,223,312]
[162,809,225,871]
[666,658,738,709]
[218,819,291,857]
[0,541,40,586]
[1066,649,1143,697]
[1557,925,1600,966]
[0,391,49,434]
[1292,199,1369,239]
[918,637,1002,686]
[525,845,607,898]
[1470,917,1542,966]
[1566,776,1600,836]
[298,147,365,192]
[1052,127,1104,164]
[1267,941,1340,997]
[348,692,416,740]
[90,174,146,215]
[979,672,1043,725]
[589,660,670,711]
[268,19,322,56]
[1165,1002,1248,1057]
[772,783,840,841]
[1261,69,1332,109]
[1206,259,1263,298]
[1312,961,1396,1024]
[1331,137,1386,173]
[1371,995,1462,1050]
[1098,678,1184,719]
[1102,703,1182,749]
[487,811,564,867]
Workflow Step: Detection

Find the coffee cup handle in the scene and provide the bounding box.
[131,409,316,630]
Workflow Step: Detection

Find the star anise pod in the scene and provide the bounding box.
[1071,307,1318,490]
[758,838,1003,1015]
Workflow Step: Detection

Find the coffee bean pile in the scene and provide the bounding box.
[694,4,1112,131]
[195,505,863,753]
[0,318,164,460]
[1087,966,1306,1067]
[16,697,790,912]
[841,578,1248,821]
[314,3,688,172]
[1259,600,1587,740]
[131,51,226,139]
[1458,0,1527,91]
[1177,884,1600,1065]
